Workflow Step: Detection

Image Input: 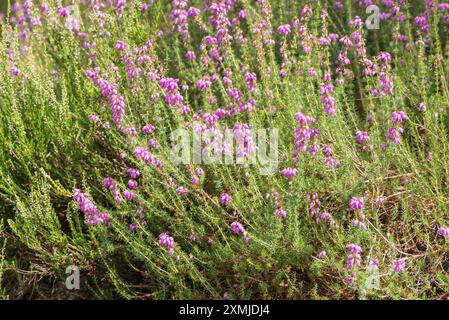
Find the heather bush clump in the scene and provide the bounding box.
[0,0,449,300]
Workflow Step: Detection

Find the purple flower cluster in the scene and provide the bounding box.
[280,167,297,179]
[322,145,340,169]
[376,52,394,96]
[73,189,110,226]
[437,227,449,238]
[306,194,337,226]
[274,208,286,219]
[115,40,128,51]
[220,193,232,206]
[392,258,406,273]
[10,66,21,77]
[293,112,319,159]
[387,111,406,144]
[356,131,370,145]
[103,177,124,206]
[277,24,291,36]
[320,73,336,116]
[134,146,163,168]
[158,232,174,254]
[85,67,126,123]
[307,193,321,221]
[349,197,365,211]
[230,222,250,242]
[159,77,185,106]
[345,243,362,270]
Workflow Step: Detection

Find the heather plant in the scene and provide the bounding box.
[0,0,449,300]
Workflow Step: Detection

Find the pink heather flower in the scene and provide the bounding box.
[277,24,291,36]
[346,244,362,254]
[244,72,257,91]
[102,177,114,190]
[320,212,331,221]
[102,178,124,206]
[57,7,70,18]
[438,3,449,11]
[230,222,249,242]
[123,190,135,201]
[148,138,158,149]
[10,66,21,77]
[345,244,362,270]
[339,36,353,47]
[197,78,212,90]
[281,167,297,179]
[391,111,406,123]
[191,176,200,185]
[127,168,141,179]
[160,77,180,91]
[89,113,100,123]
[31,17,42,26]
[386,127,402,144]
[437,227,449,238]
[187,7,200,17]
[73,189,110,226]
[23,0,33,13]
[317,250,327,259]
[10,3,20,13]
[293,112,319,158]
[142,124,155,133]
[356,131,370,144]
[376,52,391,62]
[185,51,196,60]
[375,197,384,205]
[323,145,332,156]
[220,193,232,206]
[195,167,204,176]
[419,102,427,112]
[176,186,188,196]
[158,232,174,254]
[140,3,149,12]
[349,197,365,211]
[308,68,317,77]
[414,16,429,32]
[115,40,128,51]
[353,219,367,230]
[85,68,126,123]
[392,258,406,273]
[323,156,340,169]
[307,193,321,219]
[127,179,138,189]
[334,1,344,9]
[133,146,158,165]
[320,77,336,116]
[369,258,379,270]
[274,208,287,219]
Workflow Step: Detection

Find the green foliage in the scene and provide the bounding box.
[0,0,449,300]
